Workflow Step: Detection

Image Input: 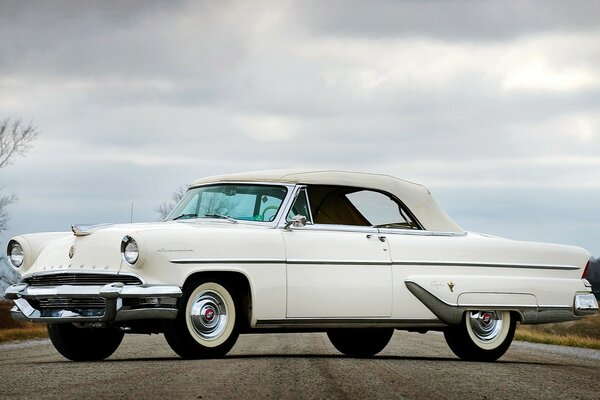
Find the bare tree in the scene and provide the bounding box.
[155,186,187,219]
[0,119,39,169]
[0,118,39,232]
[0,194,17,232]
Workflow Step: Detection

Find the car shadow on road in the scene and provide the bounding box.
[25,354,580,367]
[221,354,580,367]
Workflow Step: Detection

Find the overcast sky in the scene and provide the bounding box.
[1,1,599,257]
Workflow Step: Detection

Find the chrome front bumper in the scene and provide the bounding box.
[5,282,182,323]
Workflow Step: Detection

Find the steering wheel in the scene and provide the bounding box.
[260,206,279,221]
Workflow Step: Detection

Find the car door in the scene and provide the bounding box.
[283,186,393,319]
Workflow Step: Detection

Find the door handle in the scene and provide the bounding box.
[366,234,386,242]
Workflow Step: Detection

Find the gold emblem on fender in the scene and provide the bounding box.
[448,281,455,292]
[68,245,75,259]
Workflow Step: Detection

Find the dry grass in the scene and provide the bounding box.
[0,326,48,342]
[0,300,47,342]
[516,312,600,350]
[1,300,26,329]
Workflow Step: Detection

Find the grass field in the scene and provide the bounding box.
[516,312,600,350]
[0,300,48,342]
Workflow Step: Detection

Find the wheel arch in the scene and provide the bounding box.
[183,270,253,330]
[457,309,525,325]
[510,310,525,324]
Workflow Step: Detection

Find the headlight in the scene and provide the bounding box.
[8,240,24,268]
[121,236,139,265]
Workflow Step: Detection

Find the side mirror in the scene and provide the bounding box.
[284,215,307,230]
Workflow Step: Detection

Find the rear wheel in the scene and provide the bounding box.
[444,310,516,362]
[47,323,124,361]
[164,279,240,359]
[327,328,393,357]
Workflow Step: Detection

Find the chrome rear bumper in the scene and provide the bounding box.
[5,282,182,323]
[574,293,599,316]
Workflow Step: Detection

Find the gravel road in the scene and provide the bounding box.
[1,331,598,399]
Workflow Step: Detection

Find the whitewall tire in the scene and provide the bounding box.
[164,279,240,359]
[444,310,516,362]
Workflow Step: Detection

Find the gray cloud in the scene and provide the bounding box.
[0,1,270,80]
[0,1,599,256]
[296,0,600,40]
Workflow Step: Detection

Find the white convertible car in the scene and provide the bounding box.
[6,170,598,362]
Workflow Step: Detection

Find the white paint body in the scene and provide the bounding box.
[8,170,595,328]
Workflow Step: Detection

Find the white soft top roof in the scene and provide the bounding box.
[191,169,462,232]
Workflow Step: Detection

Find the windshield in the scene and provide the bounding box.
[166,184,288,223]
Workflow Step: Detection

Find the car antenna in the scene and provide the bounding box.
[130,202,134,223]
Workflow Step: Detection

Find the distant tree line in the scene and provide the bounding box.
[588,258,600,281]
[0,118,39,232]
[0,118,38,298]
[155,186,187,220]
[588,257,600,299]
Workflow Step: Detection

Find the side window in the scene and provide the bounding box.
[345,190,415,229]
[307,185,417,229]
[286,188,312,222]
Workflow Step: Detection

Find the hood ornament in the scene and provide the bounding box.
[71,223,113,237]
[68,245,75,259]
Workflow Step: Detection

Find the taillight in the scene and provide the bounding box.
[582,261,590,279]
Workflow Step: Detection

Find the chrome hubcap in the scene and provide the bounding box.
[189,290,228,340]
[468,311,503,342]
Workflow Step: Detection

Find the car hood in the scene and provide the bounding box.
[13,220,276,278]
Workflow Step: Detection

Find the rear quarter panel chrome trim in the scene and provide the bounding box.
[393,261,579,270]
[405,280,583,325]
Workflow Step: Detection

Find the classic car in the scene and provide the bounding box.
[5,169,598,362]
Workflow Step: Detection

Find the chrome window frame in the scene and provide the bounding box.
[283,185,314,224]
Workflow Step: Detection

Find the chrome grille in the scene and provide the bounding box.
[24,273,142,286]
[35,298,106,310]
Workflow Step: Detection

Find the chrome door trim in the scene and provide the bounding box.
[378,228,467,237]
[286,259,391,266]
[170,258,284,265]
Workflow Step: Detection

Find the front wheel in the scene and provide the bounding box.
[444,310,516,362]
[47,323,124,361]
[327,328,394,357]
[164,279,240,359]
